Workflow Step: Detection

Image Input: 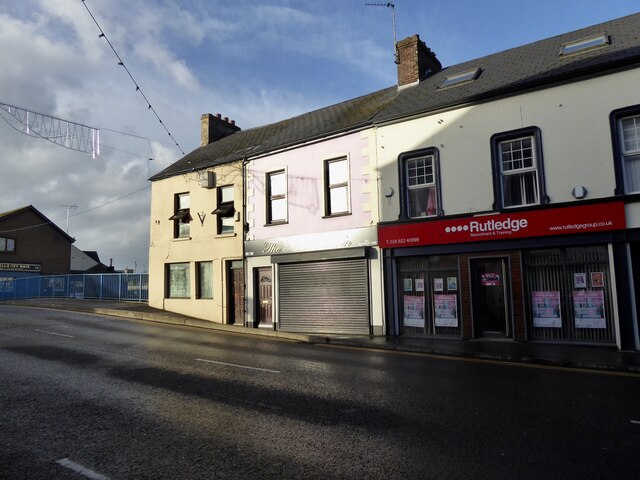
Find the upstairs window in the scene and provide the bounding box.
[611,106,640,194]
[213,185,235,234]
[399,148,441,219]
[324,157,350,216]
[169,193,191,238]
[0,237,16,253]
[266,170,287,224]
[491,127,547,209]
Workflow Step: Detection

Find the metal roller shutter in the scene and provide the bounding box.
[278,259,370,334]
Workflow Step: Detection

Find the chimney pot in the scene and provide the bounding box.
[201,113,241,146]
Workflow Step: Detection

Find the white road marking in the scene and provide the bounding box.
[196,358,280,373]
[56,458,109,480]
[33,329,75,338]
[631,420,640,424]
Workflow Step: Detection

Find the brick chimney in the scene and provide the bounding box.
[200,113,241,146]
[396,34,441,88]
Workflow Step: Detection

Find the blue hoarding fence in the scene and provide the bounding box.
[0,273,148,302]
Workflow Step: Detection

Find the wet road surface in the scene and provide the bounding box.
[1,305,639,479]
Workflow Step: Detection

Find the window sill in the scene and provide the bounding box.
[172,236,191,242]
[322,212,351,219]
[215,232,237,239]
[264,221,288,227]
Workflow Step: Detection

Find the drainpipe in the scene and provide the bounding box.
[242,155,249,328]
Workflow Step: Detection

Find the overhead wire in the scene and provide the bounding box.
[0,185,151,236]
[80,0,186,155]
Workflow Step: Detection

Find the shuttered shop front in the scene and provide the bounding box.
[277,254,370,334]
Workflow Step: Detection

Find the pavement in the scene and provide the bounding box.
[2,298,640,374]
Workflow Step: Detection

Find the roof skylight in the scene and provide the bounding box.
[438,68,481,89]
[560,34,609,56]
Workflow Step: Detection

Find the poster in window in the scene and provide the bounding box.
[434,278,444,292]
[573,290,606,329]
[481,273,500,286]
[403,278,413,292]
[447,277,457,291]
[573,273,587,289]
[403,295,425,328]
[434,294,458,327]
[415,278,425,292]
[591,272,604,288]
[531,291,561,328]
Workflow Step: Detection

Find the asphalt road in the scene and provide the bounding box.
[1,305,639,480]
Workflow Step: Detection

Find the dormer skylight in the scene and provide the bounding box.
[560,33,609,56]
[438,68,481,89]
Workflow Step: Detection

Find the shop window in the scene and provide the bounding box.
[491,127,548,210]
[610,105,640,195]
[196,261,213,299]
[523,246,615,344]
[166,263,190,298]
[169,193,191,238]
[0,237,16,253]
[396,255,461,337]
[213,185,235,234]
[324,157,350,216]
[266,170,287,224]
[399,148,441,219]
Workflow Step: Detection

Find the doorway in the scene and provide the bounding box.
[256,267,273,328]
[470,257,511,338]
[227,260,244,325]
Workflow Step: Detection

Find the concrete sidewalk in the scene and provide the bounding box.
[3,298,640,374]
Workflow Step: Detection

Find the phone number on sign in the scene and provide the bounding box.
[386,237,420,245]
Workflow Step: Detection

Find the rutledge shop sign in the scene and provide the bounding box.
[378,202,626,249]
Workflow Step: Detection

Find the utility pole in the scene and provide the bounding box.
[59,204,77,234]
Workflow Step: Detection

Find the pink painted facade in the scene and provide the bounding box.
[246,130,377,239]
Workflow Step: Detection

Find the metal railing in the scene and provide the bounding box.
[0,273,148,302]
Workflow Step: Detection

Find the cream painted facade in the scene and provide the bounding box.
[149,163,244,323]
[376,69,640,219]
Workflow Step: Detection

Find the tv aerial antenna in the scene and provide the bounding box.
[365,2,399,64]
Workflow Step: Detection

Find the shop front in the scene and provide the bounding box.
[245,226,384,335]
[379,201,636,348]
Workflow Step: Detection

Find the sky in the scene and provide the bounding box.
[0,0,638,272]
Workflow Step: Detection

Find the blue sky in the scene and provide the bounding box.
[0,0,637,270]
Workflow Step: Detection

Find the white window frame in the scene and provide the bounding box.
[619,114,640,194]
[405,154,438,218]
[498,135,540,208]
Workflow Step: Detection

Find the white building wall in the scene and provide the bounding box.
[376,69,640,220]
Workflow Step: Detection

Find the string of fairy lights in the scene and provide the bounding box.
[80,0,186,156]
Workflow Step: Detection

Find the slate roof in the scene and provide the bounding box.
[373,12,640,123]
[151,87,398,180]
[152,12,640,181]
[0,205,75,243]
